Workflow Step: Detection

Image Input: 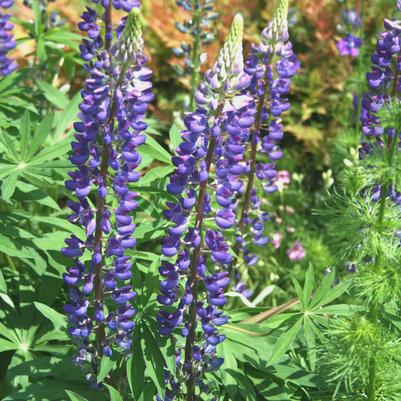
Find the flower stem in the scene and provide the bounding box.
[93,2,114,357]
[184,133,217,401]
[189,1,202,111]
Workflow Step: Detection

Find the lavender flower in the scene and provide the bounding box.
[337,34,363,57]
[0,0,17,76]
[157,14,249,400]
[62,4,153,369]
[233,0,299,269]
[336,8,362,59]
[340,10,362,29]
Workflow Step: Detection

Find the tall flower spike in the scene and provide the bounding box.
[173,0,218,110]
[0,0,17,76]
[360,17,401,140]
[157,13,255,401]
[62,3,152,379]
[232,0,299,276]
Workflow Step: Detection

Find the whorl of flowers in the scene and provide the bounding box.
[62,3,153,372]
[157,14,251,400]
[336,9,362,58]
[173,0,217,77]
[235,0,299,268]
[360,18,401,139]
[337,34,363,58]
[0,0,17,76]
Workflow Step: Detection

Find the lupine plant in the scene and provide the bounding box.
[2,1,401,401]
[173,0,217,110]
[62,2,152,374]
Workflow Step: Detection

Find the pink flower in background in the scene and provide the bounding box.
[271,232,283,249]
[276,170,291,191]
[287,241,306,261]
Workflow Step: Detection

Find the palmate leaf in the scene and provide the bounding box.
[0,111,71,201]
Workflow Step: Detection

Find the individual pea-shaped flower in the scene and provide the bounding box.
[337,34,363,57]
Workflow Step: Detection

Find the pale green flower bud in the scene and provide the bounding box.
[112,8,144,64]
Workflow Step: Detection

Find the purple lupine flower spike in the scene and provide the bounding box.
[157,14,249,400]
[360,17,401,140]
[0,0,17,76]
[62,4,152,373]
[234,0,299,270]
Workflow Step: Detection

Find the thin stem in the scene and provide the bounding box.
[184,134,217,401]
[231,46,275,270]
[189,1,202,111]
[5,254,16,271]
[93,2,114,357]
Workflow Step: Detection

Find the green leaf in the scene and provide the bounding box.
[0,270,14,307]
[1,170,19,201]
[219,342,238,398]
[269,317,303,365]
[0,338,18,352]
[303,317,316,371]
[169,123,182,152]
[140,166,175,186]
[28,113,54,158]
[0,132,19,161]
[54,92,80,139]
[17,182,61,210]
[36,80,69,109]
[303,264,314,307]
[291,278,304,307]
[0,234,35,259]
[309,269,336,309]
[33,302,67,330]
[37,37,47,63]
[65,391,89,401]
[140,135,172,165]
[104,385,123,401]
[97,355,117,383]
[29,136,72,164]
[318,304,365,315]
[137,384,156,401]
[127,329,146,398]
[19,110,31,161]
[312,281,349,309]
[44,29,81,51]
[143,325,165,397]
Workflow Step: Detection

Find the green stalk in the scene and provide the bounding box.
[189,1,202,111]
[366,126,399,401]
